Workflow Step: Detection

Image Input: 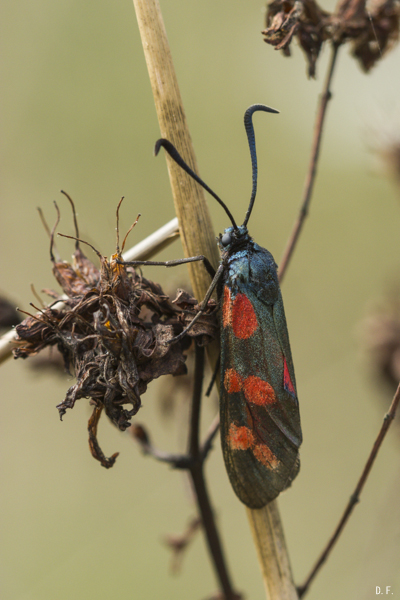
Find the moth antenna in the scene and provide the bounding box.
[58,233,103,262]
[60,190,80,250]
[242,104,279,228]
[121,214,141,253]
[154,138,238,230]
[50,201,61,263]
[115,197,125,252]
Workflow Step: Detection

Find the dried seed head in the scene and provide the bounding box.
[333,0,400,70]
[262,0,330,77]
[262,0,400,76]
[13,195,217,467]
[368,114,400,189]
[361,293,400,392]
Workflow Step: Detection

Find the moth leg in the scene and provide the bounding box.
[169,264,224,344]
[205,354,220,397]
[121,255,216,279]
[121,254,220,343]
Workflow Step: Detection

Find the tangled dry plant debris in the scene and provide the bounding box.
[13,193,217,467]
[361,293,400,393]
[262,0,400,76]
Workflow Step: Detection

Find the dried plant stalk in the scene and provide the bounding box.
[132,0,219,301]
[132,1,298,598]
[247,503,298,600]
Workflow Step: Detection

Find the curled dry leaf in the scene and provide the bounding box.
[262,0,400,76]
[333,0,400,70]
[361,293,400,393]
[13,195,217,467]
[263,0,330,77]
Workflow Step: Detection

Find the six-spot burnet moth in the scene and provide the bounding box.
[125,104,302,508]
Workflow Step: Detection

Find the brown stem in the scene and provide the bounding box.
[279,42,340,284]
[191,466,239,600]
[188,344,204,458]
[188,344,239,600]
[298,382,400,598]
[132,346,237,598]
[133,3,297,597]
[200,413,220,460]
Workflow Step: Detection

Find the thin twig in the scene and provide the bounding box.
[133,3,300,597]
[130,427,192,467]
[279,42,340,284]
[298,382,400,598]
[163,516,202,574]
[188,344,239,600]
[131,346,238,599]
[188,343,204,458]
[200,413,220,460]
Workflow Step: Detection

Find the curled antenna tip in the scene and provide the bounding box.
[245,104,280,116]
[154,139,164,157]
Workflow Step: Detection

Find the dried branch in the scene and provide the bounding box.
[163,516,202,574]
[298,381,400,598]
[133,1,299,598]
[279,41,339,283]
[132,345,239,599]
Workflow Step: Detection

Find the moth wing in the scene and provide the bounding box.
[248,246,302,443]
[220,287,301,508]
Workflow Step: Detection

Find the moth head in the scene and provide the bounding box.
[219,225,249,250]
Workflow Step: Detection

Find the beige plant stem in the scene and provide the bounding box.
[247,503,298,600]
[132,1,298,598]
[132,0,219,300]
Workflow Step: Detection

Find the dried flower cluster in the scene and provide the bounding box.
[361,294,400,392]
[13,195,217,467]
[262,0,400,76]
[371,121,400,187]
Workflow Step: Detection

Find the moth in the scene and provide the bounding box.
[126,105,302,508]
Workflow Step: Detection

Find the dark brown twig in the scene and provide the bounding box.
[163,516,202,574]
[279,42,340,283]
[298,381,400,598]
[131,413,219,468]
[200,413,220,459]
[132,345,239,599]
[188,345,239,600]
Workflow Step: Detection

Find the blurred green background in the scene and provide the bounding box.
[1,1,400,599]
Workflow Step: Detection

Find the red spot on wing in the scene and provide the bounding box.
[243,376,276,406]
[283,357,296,397]
[222,286,231,328]
[231,293,258,339]
[224,368,243,393]
[228,424,279,470]
[228,423,255,450]
[253,444,279,469]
